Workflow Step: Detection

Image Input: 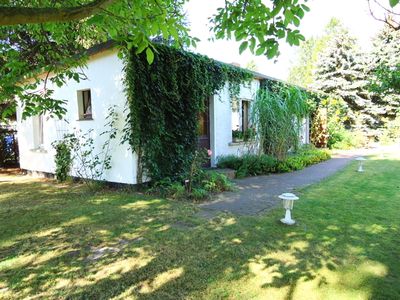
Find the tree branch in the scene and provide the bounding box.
[0,0,116,26]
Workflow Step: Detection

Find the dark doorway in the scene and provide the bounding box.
[0,126,19,167]
[198,99,211,166]
[198,99,210,150]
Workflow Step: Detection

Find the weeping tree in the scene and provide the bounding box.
[252,83,309,160]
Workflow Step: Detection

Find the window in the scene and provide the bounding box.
[231,99,252,142]
[77,89,93,120]
[33,114,44,148]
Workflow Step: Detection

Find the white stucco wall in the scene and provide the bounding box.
[17,50,138,184]
[210,79,260,166]
[17,50,309,183]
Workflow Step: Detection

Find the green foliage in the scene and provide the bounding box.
[147,170,233,201]
[217,154,272,176]
[251,82,309,159]
[276,146,331,172]
[327,129,367,149]
[288,18,344,88]
[379,115,400,145]
[235,154,278,178]
[313,22,400,135]
[217,155,244,170]
[1,0,312,121]
[54,106,118,189]
[52,140,72,182]
[217,147,330,177]
[217,154,277,178]
[232,129,244,141]
[123,45,252,183]
[211,0,309,57]
[371,64,400,95]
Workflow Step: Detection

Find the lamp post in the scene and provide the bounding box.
[355,157,366,172]
[279,193,299,225]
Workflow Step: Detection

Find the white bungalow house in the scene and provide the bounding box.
[17,43,310,185]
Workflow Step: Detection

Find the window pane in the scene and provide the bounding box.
[242,101,249,131]
[82,90,92,117]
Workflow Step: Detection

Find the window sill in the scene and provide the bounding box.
[229,141,246,146]
[30,147,47,153]
[228,141,255,147]
[77,118,94,121]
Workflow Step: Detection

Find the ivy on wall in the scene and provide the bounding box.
[123,45,252,183]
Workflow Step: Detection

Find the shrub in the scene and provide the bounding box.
[216,155,243,170]
[236,154,277,178]
[147,170,233,201]
[191,188,209,200]
[276,146,331,172]
[52,140,72,182]
[217,146,331,177]
[217,154,277,178]
[277,156,305,172]
[202,171,234,193]
[380,115,400,145]
[328,129,367,149]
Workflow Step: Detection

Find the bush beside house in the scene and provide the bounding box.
[217,146,331,178]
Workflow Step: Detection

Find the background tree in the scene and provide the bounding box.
[312,25,387,130]
[370,23,400,98]
[0,0,311,120]
[288,18,344,88]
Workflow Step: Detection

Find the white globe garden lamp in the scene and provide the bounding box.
[355,157,366,172]
[279,193,299,225]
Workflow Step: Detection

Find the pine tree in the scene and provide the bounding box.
[369,23,400,116]
[313,26,387,130]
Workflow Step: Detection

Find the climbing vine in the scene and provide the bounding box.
[123,45,252,183]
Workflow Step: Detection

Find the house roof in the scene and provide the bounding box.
[85,41,286,84]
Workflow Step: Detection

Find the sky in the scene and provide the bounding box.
[184,0,388,81]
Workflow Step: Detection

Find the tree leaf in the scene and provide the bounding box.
[146,48,154,64]
[256,46,265,56]
[389,0,399,7]
[239,41,248,54]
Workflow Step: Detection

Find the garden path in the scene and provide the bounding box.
[198,147,386,218]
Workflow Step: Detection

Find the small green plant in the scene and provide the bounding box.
[217,154,277,178]
[217,155,243,170]
[232,129,244,141]
[186,149,209,194]
[53,106,118,189]
[52,140,72,182]
[276,146,331,172]
[147,169,233,201]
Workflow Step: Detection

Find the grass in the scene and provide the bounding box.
[0,151,399,299]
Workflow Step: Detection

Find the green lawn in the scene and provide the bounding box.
[1,152,399,299]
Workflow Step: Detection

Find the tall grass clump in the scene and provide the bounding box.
[252,84,309,159]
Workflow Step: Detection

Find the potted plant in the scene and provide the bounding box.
[232,129,244,142]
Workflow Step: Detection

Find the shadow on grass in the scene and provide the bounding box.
[0,157,399,299]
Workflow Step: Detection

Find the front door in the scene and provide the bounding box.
[198,99,210,166]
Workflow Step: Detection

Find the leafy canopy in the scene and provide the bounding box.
[0,0,312,119]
